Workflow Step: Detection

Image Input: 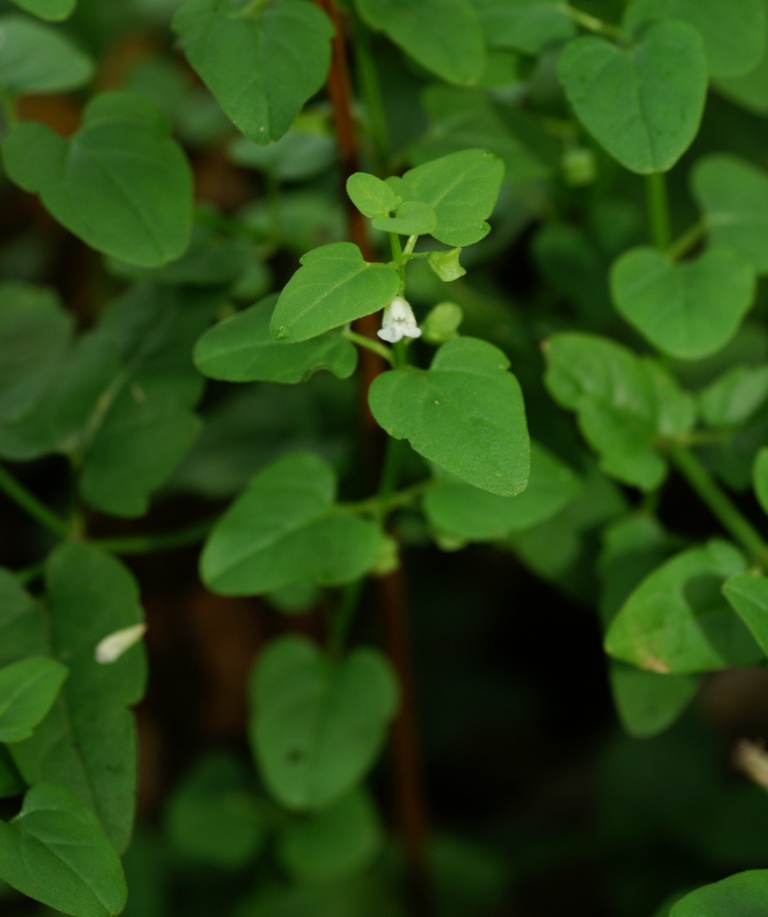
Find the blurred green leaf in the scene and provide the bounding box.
[173,0,333,143]
[370,337,530,497]
[250,635,398,810]
[0,15,92,95]
[0,747,23,798]
[229,125,336,181]
[610,246,756,359]
[723,572,768,655]
[0,657,68,743]
[0,784,126,917]
[558,22,707,173]
[201,452,384,595]
[8,0,76,20]
[195,294,358,383]
[468,0,574,54]
[670,870,768,916]
[699,365,768,427]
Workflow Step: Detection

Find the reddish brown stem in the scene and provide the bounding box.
[313,4,433,914]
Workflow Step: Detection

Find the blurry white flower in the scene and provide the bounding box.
[377,296,421,344]
[94,623,147,664]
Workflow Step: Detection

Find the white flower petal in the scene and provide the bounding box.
[94,623,147,664]
[378,295,421,343]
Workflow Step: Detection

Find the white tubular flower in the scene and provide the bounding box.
[377,295,422,344]
[94,623,147,664]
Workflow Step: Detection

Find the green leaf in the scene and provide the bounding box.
[670,870,768,917]
[166,753,267,869]
[8,0,76,20]
[0,282,73,424]
[692,155,768,274]
[543,332,695,490]
[0,657,68,743]
[714,12,768,115]
[354,0,485,85]
[2,92,193,267]
[623,0,766,78]
[557,21,707,173]
[250,635,399,810]
[608,663,700,739]
[0,15,92,95]
[5,544,147,852]
[200,452,384,595]
[427,248,466,283]
[723,573,768,656]
[386,150,504,247]
[372,201,437,236]
[369,337,530,497]
[276,789,382,883]
[270,242,401,343]
[700,365,768,427]
[0,747,24,798]
[194,294,358,384]
[0,784,127,917]
[173,0,333,143]
[423,442,580,540]
[346,172,401,219]
[755,447,768,516]
[229,123,336,181]
[610,246,756,360]
[605,540,762,674]
[468,0,575,55]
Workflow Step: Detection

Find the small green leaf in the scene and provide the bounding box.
[8,0,76,20]
[269,242,401,343]
[372,200,437,236]
[0,15,92,95]
[699,365,768,428]
[277,789,382,883]
[723,573,768,657]
[468,0,575,55]
[2,92,193,267]
[557,21,707,173]
[250,635,398,810]
[173,0,333,143]
[194,294,358,384]
[670,870,768,917]
[354,0,485,85]
[623,0,766,78]
[200,453,384,595]
[755,448,768,516]
[423,442,580,540]
[605,540,762,674]
[543,332,695,490]
[428,248,466,282]
[5,544,147,852]
[608,662,700,739]
[369,337,530,497]
[346,172,401,218]
[0,784,127,917]
[0,657,68,743]
[386,150,504,247]
[692,155,768,274]
[610,246,756,360]
[166,753,267,869]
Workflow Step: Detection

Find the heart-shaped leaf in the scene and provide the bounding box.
[557,21,707,173]
[174,0,333,143]
[386,149,504,247]
[623,0,765,78]
[250,635,399,809]
[0,657,68,742]
[605,540,762,674]
[610,246,756,359]
[369,337,530,496]
[2,92,193,267]
[0,15,93,95]
[200,452,384,595]
[270,242,401,343]
[0,784,127,917]
[194,294,358,384]
[354,0,485,85]
[692,154,768,274]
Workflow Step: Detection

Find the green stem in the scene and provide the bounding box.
[389,232,406,286]
[645,171,671,250]
[667,440,768,566]
[327,577,367,658]
[351,14,390,175]
[343,328,394,364]
[557,3,626,40]
[668,219,706,261]
[92,519,214,555]
[0,465,70,538]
